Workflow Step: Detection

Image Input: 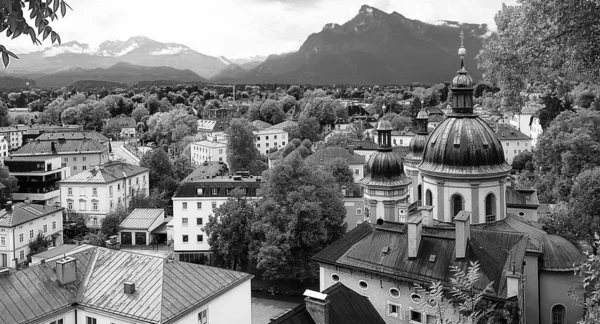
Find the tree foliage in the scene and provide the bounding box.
[478,0,600,112]
[27,232,48,262]
[100,205,129,237]
[323,157,354,183]
[147,107,197,144]
[226,118,263,175]
[511,150,534,172]
[140,148,177,190]
[251,151,347,280]
[0,0,72,68]
[534,109,600,202]
[204,188,253,271]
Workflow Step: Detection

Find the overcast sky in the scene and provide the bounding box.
[5,0,518,59]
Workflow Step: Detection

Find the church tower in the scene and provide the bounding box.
[417,32,512,224]
[403,101,429,205]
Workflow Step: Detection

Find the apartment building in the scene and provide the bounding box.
[12,138,109,175]
[255,128,288,155]
[5,156,70,206]
[191,140,228,166]
[0,202,64,268]
[59,162,149,228]
[496,124,533,164]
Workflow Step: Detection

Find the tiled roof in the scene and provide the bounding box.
[496,124,531,141]
[37,130,109,143]
[252,120,273,130]
[314,221,530,299]
[0,247,253,324]
[0,202,64,228]
[183,162,228,181]
[305,146,365,166]
[120,209,164,230]
[269,283,385,324]
[268,120,298,131]
[61,162,148,183]
[12,138,108,156]
[174,176,263,198]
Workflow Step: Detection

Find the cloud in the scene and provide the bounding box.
[150,46,190,56]
[114,44,138,56]
[42,43,98,57]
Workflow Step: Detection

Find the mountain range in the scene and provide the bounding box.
[6,5,494,86]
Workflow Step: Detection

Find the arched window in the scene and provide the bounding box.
[418,184,422,204]
[485,193,496,223]
[426,190,433,206]
[552,305,566,324]
[452,194,463,218]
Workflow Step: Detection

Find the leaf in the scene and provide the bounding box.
[51,31,56,43]
[29,27,37,44]
[12,28,22,39]
[43,26,51,40]
[30,9,37,19]
[8,17,17,33]
[53,0,59,13]
[2,51,9,69]
[6,50,19,60]
[60,1,66,16]
[55,33,61,45]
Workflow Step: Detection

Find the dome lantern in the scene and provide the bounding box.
[450,31,475,114]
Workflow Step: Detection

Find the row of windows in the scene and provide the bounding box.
[422,190,497,222]
[182,234,204,243]
[64,157,87,162]
[507,149,525,154]
[256,134,285,141]
[195,187,252,196]
[182,202,217,210]
[256,142,285,148]
[182,217,204,226]
[16,222,57,243]
[193,146,224,154]
[505,142,528,147]
[67,201,102,211]
[67,176,145,197]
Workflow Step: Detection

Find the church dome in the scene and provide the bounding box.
[377,119,393,131]
[418,116,511,177]
[452,72,473,88]
[362,150,410,186]
[406,134,429,161]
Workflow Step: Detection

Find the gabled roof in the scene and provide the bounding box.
[183,162,228,182]
[12,138,108,156]
[269,283,386,324]
[305,146,365,166]
[174,176,263,198]
[120,209,164,230]
[197,119,230,132]
[61,162,148,183]
[0,247,253,324]
[268,120,298,131]
[495,124,531,141]
[37,131,109,143]
[0,202,64,228]
[252,120,273,130]
[314,221,530,299]
[428,114,445,123]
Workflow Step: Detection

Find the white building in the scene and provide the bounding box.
[0,202,64,268]
[171,174,262,258]
[118,208,165,246]
[59,162,149,229]
[191,140,228,166]
[254,128,288,155]
[529,116,543,147]
[0,246,253,324]
[496,124,533,164]
[0,136,8,163]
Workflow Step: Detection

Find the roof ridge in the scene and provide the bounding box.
[75,247,99,302]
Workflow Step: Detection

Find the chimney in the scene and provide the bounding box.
[5,201,12,211]
[454,211,471,259]
[407,215,423,259]
[124,281,136,294]
[419,206,434,226]
[51,141,57,152]
[348,145,354,155]
[56,257,77,285]
[304,290,330,324]
[24,197,31,204]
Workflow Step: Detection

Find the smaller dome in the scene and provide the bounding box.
[417,109,429,119]
[452,72,473,88]
[407,134,429,161]
[377,119,393,131]
[362,150,410,186]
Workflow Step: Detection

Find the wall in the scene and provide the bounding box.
[77,308,138,324]
[191,142,228,167]
[523,254,540,324]
[539,271,584,324]
[320,264,458,324]
[421,175,504,224]
[254,129,288,155]
[507,206,538,222]
[501,139,532,164]
[343,197,365,230]
[172,197,227,252]
[60,152,108,175]
[173,279,252,324]
[350,163,364,182]
[36,309,76,324]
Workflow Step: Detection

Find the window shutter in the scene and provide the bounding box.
[403,310,410,321]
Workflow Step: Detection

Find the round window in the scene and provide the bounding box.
[358,280,368,290]
[411,293,422,303]
[331,274,340,282]
[518,212,525,216]
[389,288,400,298]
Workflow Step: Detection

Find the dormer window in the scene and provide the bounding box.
[197,188,204,196]
[211,188,218,195]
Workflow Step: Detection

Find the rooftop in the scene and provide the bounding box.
[183,162,229,181]
[267,120,298,131]
[0,202,64,228]
[106,117,136,128]
[174,175,263,198]
[0,247,253,324]
[252,120,273,130]
[496,124,532,141]
[120,209,165,230]
[30,244,79,260]
[60,162,148,183]
[305,146,365,165]
[193,140,227,148]
[269,283,385,324]
[36,130,109,143]
[12,138,108,156]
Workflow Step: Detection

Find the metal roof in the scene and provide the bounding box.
[0,247,252,324]
[495,124,532,141]
[36,130,109,143]
[30,244,79,260]
[305,146,365,166]
[0,202,64,228]
[12,138,108,156]
[61,162,148,183]
[120,209,164,230]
